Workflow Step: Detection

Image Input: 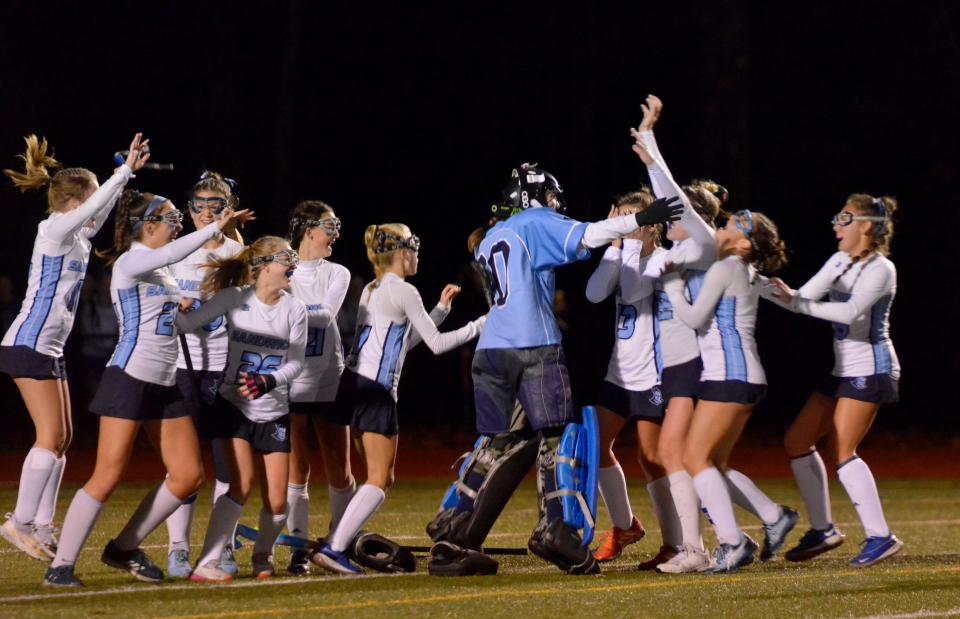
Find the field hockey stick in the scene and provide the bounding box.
[235,524,313,549]
[113,150,175,171]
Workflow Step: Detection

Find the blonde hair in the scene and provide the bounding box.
[847,193,897,256]
[682,182,722,229]
[364,223,412,291]
[4,135,96,214]
[615,187,662,246]
[201,235,288,297]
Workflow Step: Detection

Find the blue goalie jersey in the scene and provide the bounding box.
[474,208,590,349]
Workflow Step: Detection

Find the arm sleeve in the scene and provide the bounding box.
[409,302,451,348]
[270,304,308,387]
[618,242,655,302]
[525,210,592,269]
[794,261,894,325]
[174,287,243,332]
[44,165,133,242]
[663,260,734,330]
[398,284,485,355]
[580,215,642,249]
[116,224,222,279]
[796,254,845,301]
[305,267,351,328]
[585,246,621,303]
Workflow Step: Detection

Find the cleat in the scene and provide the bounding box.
[704,533,758,574]
[252,552,275,578]
[785,525,846,562]
[593,517,645,562]
[656,545,713,573]
[760,506,799,561]
[311,543,363,575]
[286,549,311,575]
[219,544,239,575]
[638,544,678,571]
[33,523,59,559]
[850,534,903,567]
[1,513,50,561]
[43,564,83,587]
[190,562,233,583]
[167,548,192,578]
[100,539,164,582]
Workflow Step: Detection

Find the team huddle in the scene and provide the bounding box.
[0,96,902,588]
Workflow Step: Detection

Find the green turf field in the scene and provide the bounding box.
[1,479,958,618]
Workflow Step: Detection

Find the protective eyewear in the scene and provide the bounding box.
[188,197,229,215]
[131,208,184,228]
[373,229,420,254]
[306,216,342,236]
[831,211,887,227]
[250,248,300,268]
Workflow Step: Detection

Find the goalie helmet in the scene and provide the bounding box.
[500,163,566,215]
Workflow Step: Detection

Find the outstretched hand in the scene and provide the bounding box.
[218,208,255,231]
[766,277,796,304]
[439,284,462,308]
[638,94,663,132]
[635,196,683,226]
[124,133,151,172]
[629,133,655,165]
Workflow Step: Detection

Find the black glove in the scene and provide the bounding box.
[240,372,277,400]
[635,196,683,226]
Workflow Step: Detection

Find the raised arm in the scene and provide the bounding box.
[409,284,458,348]
[792,260,894,325]
[398,283,484,355]
[662,259,735,330]
[580,198,683,248]
[175,287,244,333]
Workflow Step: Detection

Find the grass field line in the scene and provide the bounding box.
[860,608,960,619]
[2,563,958,611]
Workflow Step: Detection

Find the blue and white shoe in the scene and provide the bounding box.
[705,534,758,574]
[43,564,83,587]
[219,544,239,576]
[311,544,363,575]
[167,548,192,578]
[850,534,903,567]
[785,525,845,562]
[760,506,799,561]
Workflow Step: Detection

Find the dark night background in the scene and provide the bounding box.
[0,2,957,451]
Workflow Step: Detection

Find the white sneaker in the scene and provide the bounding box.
[33,523,58,559]
[656,545,713,574]
[1,514,50,561]
[190,561,233,583]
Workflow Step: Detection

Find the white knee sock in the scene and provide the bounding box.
[51,488,103,567]
[598,464,634,530]
[286,482,310,539]
[328,484,384,552]
[647,475,681,548]
[165,494,197,552]
[212,480,230,506]
[35,455,65,527]
[837,456,890,538]
[328,477,357,533]
[725,469,782,525]
[253,508,288,555]
[692,467,741,546]
[668,470,704,551]
[197,494,244,567]
[115,482,184,551]
[13,447,57,528]
[790,451,832,530]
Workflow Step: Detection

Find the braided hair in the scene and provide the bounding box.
[831,194,897,284]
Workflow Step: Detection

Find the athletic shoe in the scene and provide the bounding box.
[760,505,799,561]
[704,534,758,574]
[637,544,678,571]
[252,552,275,578]
[656,545,713,573]
[593,516,646,562]
[167,548,192,578]
[100,539,164,582]
[784,525,846,562]
[286,549,311,575]
[850,534,903,567]
[189,562,233,583]
[219,544,239,575]
[1,513,50,561]
[33,523,59,559]
[43,564,83,587]
[311,543,363,575]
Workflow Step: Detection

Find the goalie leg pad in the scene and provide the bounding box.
[349,531,416,573]
[528,518,600,575]
[540,407,600,547]
[428,541,498,577]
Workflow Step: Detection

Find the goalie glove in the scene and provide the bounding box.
[635,196,683,226]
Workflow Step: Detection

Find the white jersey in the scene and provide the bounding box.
[790,252,899,379]
[2,165,132,357]
[169,236,243,371]
[176,287,308,423]
[107,224,222,386]
[585,240,661,391]
[664,255,766,385]
[288,258,351,403]
[347,272,485,401]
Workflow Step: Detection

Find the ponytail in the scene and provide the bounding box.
[364,223,411,292]
[201,235,287,297]
[4,135,95,213]
[96,189,157,265]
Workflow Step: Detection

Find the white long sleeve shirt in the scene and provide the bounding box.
[3,165,133,356]
[585,240,662,390]
[787,252,899,379]
[347,272,485,401]
[176,286,308,422]
[664,255,766,385]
